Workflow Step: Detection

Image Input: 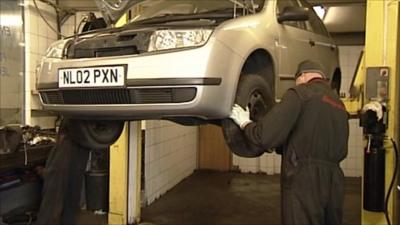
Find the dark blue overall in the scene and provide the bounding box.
[244,79,349,225]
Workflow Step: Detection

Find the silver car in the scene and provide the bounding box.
[37,0,341,155]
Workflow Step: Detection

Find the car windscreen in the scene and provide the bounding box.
[126,0,266,24]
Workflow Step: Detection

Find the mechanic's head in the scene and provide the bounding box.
[295,60,326,85]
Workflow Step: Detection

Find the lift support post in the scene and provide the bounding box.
[108,122,142,225]
[105,13,143,224]
[362,0,399,224]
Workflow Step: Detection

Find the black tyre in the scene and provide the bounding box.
[221,74,275,158]
[331,70,342,95]
[67,120,124,150]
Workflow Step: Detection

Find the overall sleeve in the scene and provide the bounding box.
[243,89,303,150]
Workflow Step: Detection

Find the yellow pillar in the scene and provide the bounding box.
[108,13,144,225]
[109,12,128,225]
[108,122,143,225]
[363,0,399,224]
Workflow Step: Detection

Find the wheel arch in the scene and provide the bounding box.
[239,49,276,98]
[331,67,342,95]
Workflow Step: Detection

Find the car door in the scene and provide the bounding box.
[299,0,338,80]
[275,0,318,99]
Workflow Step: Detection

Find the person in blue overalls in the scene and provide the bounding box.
[230,60,349,225]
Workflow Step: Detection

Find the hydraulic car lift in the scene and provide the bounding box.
[107,14,143,225]
[108,122,142,225]
[107,1,400,224]
[345,0,399,224]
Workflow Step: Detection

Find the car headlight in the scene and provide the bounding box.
[148,29,213,52]
[45,39,70,59]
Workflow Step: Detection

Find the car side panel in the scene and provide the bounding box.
[211,2,279,97]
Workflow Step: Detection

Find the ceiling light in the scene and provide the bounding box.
[313,6,326,20]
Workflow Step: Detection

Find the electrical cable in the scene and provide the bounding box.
[33,0,66,38]
[384,138,399,225]
[76,16,88,35]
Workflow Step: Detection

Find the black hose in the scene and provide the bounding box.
[33,0,66,38]
[384,138,399,225]
[76,17,88,35]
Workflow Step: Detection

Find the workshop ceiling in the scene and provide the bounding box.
[56,0,366,33]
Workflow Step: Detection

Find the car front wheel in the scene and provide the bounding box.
[67,120,124,150]
[221,74,275,157]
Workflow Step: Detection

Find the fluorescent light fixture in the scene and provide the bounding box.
[313,6,326,20]
[0,15,23,26]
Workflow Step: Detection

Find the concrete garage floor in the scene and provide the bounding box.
[141,170,361,225]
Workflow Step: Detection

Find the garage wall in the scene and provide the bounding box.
[233,46,365,177]
[0,0,25,126]
[338,46,364,177]
[339,46,364,95]
[144,120,198,205]
[24,6,102,128]
[24,0,58,128]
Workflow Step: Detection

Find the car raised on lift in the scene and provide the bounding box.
[37,0,341,156]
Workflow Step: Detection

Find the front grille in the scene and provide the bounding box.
[95,47,139,57]
[42,91,64,104]
[40,88,197,105]
[74,46,140,58]
[67,32,151,59]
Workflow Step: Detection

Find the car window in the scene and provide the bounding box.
[298,0,330,37]
[276,0,306,29]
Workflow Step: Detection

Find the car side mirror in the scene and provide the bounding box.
[277,6,309,23]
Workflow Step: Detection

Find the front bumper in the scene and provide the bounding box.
[37,38,244,120]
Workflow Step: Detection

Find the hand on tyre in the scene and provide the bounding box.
[229,104,252,129]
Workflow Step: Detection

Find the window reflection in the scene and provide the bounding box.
[0,0,25,125]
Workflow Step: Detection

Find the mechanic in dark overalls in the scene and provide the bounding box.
[230,60,349,225]
[36,120,90,225]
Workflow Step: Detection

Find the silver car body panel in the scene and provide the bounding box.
[37,0,339,120]
[39,37,245,119]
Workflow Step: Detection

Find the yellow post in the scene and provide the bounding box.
[108,13,144,225]
[108,122,143,225]
[108,12,132,225]
[363,0,399,224]
[109,123,129,225]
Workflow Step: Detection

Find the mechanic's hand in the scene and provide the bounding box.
[229,104,252,129]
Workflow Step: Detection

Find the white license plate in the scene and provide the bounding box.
[58,65,125,88]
